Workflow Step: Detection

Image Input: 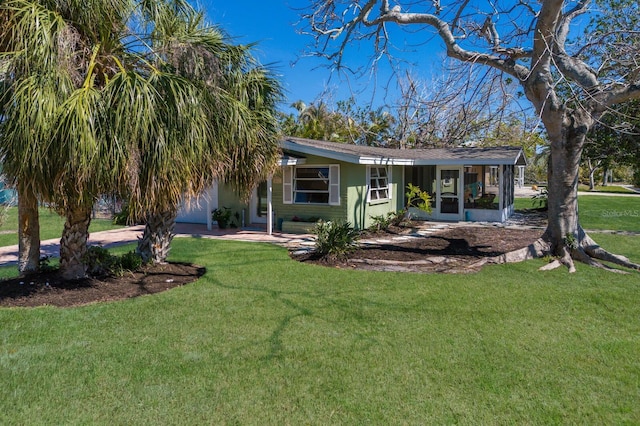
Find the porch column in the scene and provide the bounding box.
[267,176,273,235]
[517,165,525,188]
[206,196,212,231]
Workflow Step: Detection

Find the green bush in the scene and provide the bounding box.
[405,183,432,213]
[112,202,132,225]
[369,211,405,232]
[313,221,359,259]
[83,246,121,276]
[120,250,143,271]
[83,247,143,276]
[212,207,237,229]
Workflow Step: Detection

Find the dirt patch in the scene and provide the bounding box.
[293,226,544,273]
[0,263,205,308]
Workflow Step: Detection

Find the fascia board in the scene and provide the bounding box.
[281,140,362,164]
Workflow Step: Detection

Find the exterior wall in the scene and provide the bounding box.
[176,185,217,225]
[272,154,349,229]
[271,156,401,231]
[217,183,250,228]
[346,165,403,230]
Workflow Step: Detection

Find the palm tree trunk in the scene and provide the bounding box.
[137,208,177,265]
[59,205,92,279]
[17,185,40,274]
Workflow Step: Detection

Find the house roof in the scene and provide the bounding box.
[282,137,528,166]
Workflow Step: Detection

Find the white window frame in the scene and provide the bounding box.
[367,165,392,203]
[283,165,340,206]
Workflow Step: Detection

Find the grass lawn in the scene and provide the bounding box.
[1,233,639,424]
[515,194,640,232]
[578,184,637,194]
[0,207,122,247]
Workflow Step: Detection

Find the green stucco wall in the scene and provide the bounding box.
[346,165,403,229]
[272,154,348,228]
[217,184,249,228]
[270,154,402,231]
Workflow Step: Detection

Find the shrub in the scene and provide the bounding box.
[83,247,143,276]
[212,207,234,229]
[405,183,432,214]
[313,221,359,259]
[83,246,121,276]
[120,251,143,271]
[369,211,405,232]
[531,188,548,210]
[39,255,56,273]
[112,206,128,225]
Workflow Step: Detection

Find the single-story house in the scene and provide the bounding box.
[177,137,527,233]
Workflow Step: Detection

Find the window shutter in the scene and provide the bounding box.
[387,166,392,199]
[365,166,372,202]
[329,165,340,206]
[283,166,293,204]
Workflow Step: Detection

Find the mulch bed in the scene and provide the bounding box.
[1,222,544,307]
[293,226,544,273]
[0,262,205,308]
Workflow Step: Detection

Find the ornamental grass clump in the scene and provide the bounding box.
[313,221,359,260]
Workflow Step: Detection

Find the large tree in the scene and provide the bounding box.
[128,3,282,264]
[302,0,640,272]
[0,0,282,277]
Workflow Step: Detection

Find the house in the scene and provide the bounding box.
[177,137,527,233]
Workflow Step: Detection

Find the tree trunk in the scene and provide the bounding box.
[602,168,610,186]
[546,133,583,270]
[507,111,640,273]
[17,185,40,275]
[587,158,597,191]
[137,208,177,265]
[59,205,92,279]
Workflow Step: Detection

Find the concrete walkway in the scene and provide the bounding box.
[515,185,640,197]
[1,186,636,267]
[0,223,317,267]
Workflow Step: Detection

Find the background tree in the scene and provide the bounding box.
[391,65,525,149]
[283,100,352,141]
[301,0,640,272]
[582,100,640,189]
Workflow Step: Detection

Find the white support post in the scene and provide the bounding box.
[267,176,273,235]
[206,196,212,231]
[518,165,525,188]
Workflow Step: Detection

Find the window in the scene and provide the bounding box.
[367,166,391,202]
[283,165,340,205]
[294,167,330,203]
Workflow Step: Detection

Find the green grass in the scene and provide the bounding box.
[579,184,637,194]
[1,235,640,424]
[574,196,640,232]
[515,195,640,232]
[0,207,122,247]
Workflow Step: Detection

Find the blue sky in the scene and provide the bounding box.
[199,1,442,112]
[201,1,347,110]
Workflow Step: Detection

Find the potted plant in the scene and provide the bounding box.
[212,207,232,229]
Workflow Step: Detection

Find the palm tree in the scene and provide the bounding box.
[1,0,282,276]
[130,3,283,264]
[0,3,70,274]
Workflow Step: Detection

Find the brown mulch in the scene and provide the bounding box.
[293,226,544,274]
[0,262,205,308]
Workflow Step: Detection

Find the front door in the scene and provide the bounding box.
[250,181,268,224]
[437,167,463,220]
